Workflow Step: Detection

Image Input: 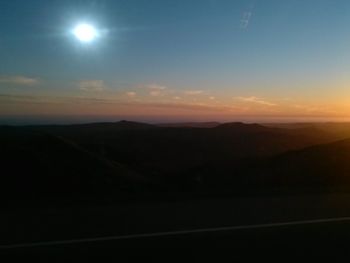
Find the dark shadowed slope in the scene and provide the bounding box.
[0,126,152,205]
[1,121,347,204]
[20,121,337,185]
[263,122,350,142]
[66,120,158,130]
[230,138,350,194]
[25,120,158,136]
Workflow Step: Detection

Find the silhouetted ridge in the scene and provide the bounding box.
[214,122,270,132]
[67,120,158,130]
[157,122,221,128]
[114,120,158,129]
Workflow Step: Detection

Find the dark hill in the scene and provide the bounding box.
[1,121,345,201]
[73,120,158,130]
[157,122,220,128]
[196,137,350,195]
[215,122,268,132]
[27,120,158,133]
[25,121,337,184]
[0,126,150,205]
[259,138,350,188]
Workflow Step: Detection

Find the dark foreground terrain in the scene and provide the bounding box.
[3,121,350,260]
[4,221,350,261]
[3,194,350,260]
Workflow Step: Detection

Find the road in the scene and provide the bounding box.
[3,193,350,259]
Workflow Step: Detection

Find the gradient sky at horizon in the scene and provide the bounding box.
[2,0,350,123]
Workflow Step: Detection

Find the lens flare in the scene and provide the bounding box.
[73,24,97,42]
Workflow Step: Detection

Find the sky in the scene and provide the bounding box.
[1,0,350,124]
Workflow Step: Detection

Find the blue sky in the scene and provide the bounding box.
[1,0,350,122]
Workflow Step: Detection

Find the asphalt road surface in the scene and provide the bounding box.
[3,193,350,260]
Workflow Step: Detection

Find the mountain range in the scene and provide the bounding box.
[2,120,350,205]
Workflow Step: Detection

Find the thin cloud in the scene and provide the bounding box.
[131,101,228,112]
[78,80,106,92]
[149,91,163,97]
[292,104,337,114]
[0,76,40,86]
[126,91,137,98]
[184,90,204,95]
[141,84,168,97]
[146,84,168,91]
[0,94,39,102]
[240,3,255,29]
[0,94,227,112]
[0,94,118,105]
[240,11,252,29]
[236,96,277,106]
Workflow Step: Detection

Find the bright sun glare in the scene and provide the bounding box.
[73,23,98,42]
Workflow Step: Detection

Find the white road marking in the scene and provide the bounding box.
[2,216,350,250]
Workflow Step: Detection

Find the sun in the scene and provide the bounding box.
[73,23,98,43]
